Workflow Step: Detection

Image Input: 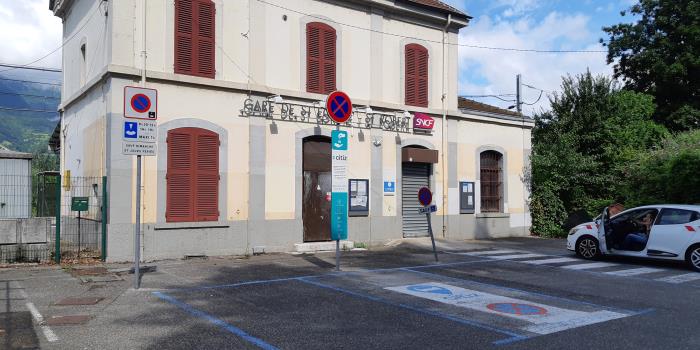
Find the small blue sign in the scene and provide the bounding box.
[332,130,348,150]
[124,121,138,139]
[407,284,452,295]
[383,181,395,193]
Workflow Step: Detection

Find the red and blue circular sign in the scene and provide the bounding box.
[326,91,353,123]
[418,187,432,206]
[487,303,548,316]
[130,93,152,113]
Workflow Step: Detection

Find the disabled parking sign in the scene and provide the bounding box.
[124,122,138,139]
[387,282,630,335]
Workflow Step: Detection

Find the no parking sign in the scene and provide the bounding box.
[124,86,158,120]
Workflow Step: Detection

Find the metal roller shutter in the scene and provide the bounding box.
[402,162,430,237]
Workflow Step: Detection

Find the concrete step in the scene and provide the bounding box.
[294,241,354,253]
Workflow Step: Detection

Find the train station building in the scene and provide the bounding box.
[50,0,533,261]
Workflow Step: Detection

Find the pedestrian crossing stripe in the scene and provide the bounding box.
[457,249,700,284]
[605,268,664,276]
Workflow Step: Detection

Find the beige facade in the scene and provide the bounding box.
[52,0,533,262]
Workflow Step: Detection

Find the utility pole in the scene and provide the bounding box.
[516,74,522,115]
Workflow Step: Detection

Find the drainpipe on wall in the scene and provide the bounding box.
[441,13,451,238]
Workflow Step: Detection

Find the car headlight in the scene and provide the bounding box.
[568,226,581,235]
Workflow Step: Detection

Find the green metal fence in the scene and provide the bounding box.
[54,175,108,263]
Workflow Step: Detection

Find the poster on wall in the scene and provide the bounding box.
[349,179,369,216]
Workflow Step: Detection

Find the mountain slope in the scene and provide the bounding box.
[0,71,60,153]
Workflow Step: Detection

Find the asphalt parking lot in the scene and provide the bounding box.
[3,237,700,349]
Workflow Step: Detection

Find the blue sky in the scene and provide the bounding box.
[0,0,638,115]
[443,0,637,114]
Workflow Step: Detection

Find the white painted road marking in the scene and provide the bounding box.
[524,257,580,265]
[25,301,59,342]
[466,250,519,256]
[386,282,628,335]
[605,268,665,276]
[562,262,619,270]
[655,273,700,284]
[23,292,58,343]
[488,254,548,260]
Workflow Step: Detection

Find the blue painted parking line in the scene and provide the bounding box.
[153,291,279,350]
[162,258,495,294]
[297,277,529,345]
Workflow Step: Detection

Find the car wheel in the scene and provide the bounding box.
[576,237,600,260]
[686,245,700,272]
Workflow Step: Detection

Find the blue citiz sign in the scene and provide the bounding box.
[331,130,349,240]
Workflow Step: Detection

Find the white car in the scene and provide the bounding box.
[567,204,700,271]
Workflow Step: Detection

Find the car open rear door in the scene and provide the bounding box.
[646,208,698,258]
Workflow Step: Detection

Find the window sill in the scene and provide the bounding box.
[154,221,230,231]
[476,213,510,219]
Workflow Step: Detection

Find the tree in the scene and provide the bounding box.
[530,71,667,237]
[602,0,700,131]
[621,129,700,205]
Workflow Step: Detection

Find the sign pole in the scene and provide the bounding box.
[426,207,438,262]
[327,91,351,272]
[335,123,340,272]
[77,210,81,259]
[134,155,142,289]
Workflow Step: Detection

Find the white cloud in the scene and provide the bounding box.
[0,0,62,69]
[457,11,613,115]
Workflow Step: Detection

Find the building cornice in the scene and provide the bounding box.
[59,65,532,130]
[335,0,469,31]
[49,0,74,18]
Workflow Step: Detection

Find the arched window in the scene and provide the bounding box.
[166,127,220,222]
[174,0,215,78]
[480,151,503,213]
[405,44,428,107]
[306,22,336,94]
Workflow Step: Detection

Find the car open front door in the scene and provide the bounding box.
[597,207,611,254]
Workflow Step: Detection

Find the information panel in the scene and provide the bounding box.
[331,130,349,240]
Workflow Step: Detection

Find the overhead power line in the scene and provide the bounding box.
[460,94,516,102]
[0,63,61,73]
[0,77,61,87]
[460,94,515,98]
[0,91,60,99]
[523,90,543,105]
[0,106,58,113]
[255,0,608,54]
[0,3,103,74]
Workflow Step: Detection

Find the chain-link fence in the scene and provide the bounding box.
[0,174,56,263]
[0,174,107,264]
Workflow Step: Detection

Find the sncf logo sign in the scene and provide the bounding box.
[413,113,435,130]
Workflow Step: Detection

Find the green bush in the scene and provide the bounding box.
[621,130,700,206]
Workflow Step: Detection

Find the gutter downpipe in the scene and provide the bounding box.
[441,13,451,238]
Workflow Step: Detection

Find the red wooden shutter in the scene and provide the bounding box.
[166,129,195,222]
[306,22,336,94]
[405,46,417,106]
[405,44,428,107]
[174,0,194,75]
[194,129,219,221]
[195,0,215,78]
[321,26,336,93]
[174,0,215,78]
[166,127,220,222]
